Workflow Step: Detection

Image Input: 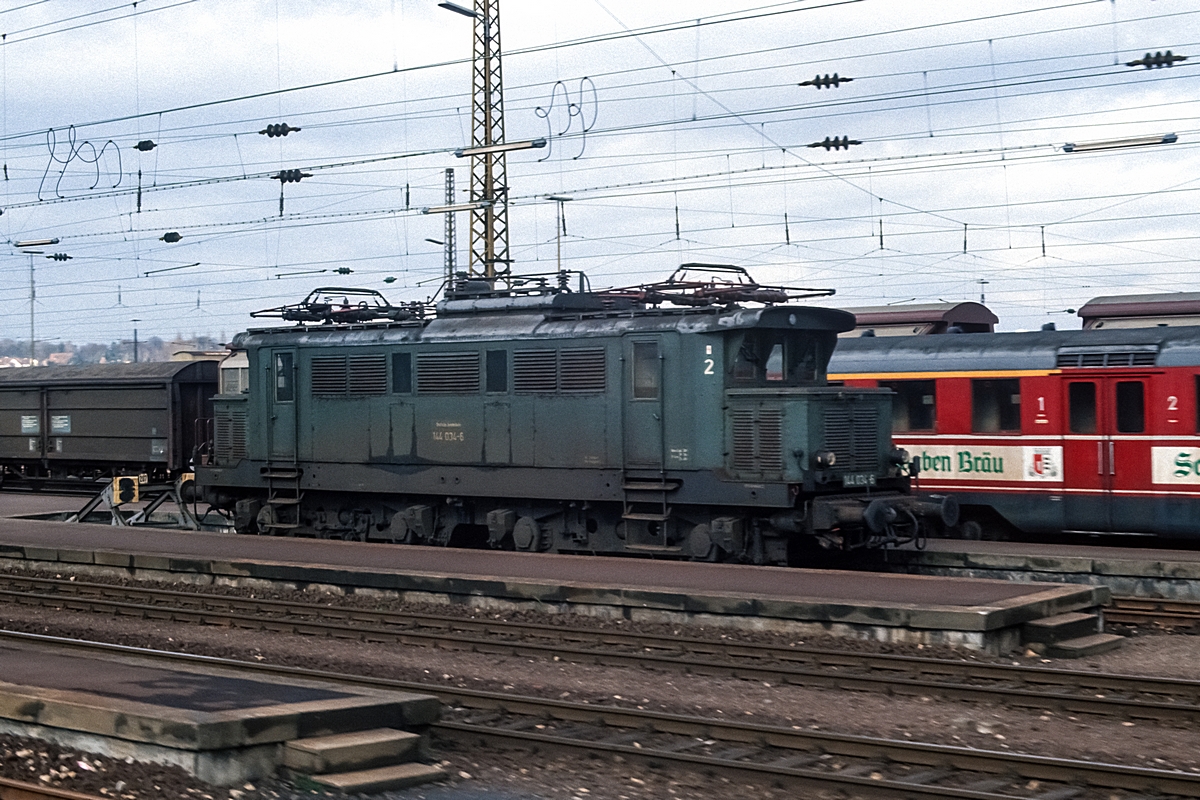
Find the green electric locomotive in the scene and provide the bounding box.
[197,266,954,565]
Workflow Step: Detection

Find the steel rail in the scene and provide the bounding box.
[0,629,1197,800]
[1,573,1198,722]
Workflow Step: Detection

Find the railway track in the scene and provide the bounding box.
[4,628,1200,800]
[1,574,1199,723]
[1107,597,1200,629]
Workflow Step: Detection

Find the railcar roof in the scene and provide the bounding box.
[236,303,855,346]
[828,325,1200,373]
[0,360,217,386]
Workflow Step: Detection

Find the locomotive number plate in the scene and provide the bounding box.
[843,473,877,487]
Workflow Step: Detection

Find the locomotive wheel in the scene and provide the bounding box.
[960,519,984,540]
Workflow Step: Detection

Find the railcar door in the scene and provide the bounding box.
[1061,377,1151,533]
[267,350,297,461]
[1106,377,1151,533]
[1062,380,1110,531]
[623,338,664,468]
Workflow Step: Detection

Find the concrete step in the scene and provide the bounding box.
[1022,611,1101,645]
[309,762,445,794]
[283,728,422,775]
[1045,632,1125,659]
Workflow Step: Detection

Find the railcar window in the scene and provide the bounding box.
[392,352,412,394]
[633,342,660,400]
[1068,382,1096,433]
[274,353,294,402]
[486,350,508,393]
[1115,381,1145,433]
[972,378,1021,432]
[880,380,936,431]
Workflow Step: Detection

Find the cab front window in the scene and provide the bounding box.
[728,331,822,386]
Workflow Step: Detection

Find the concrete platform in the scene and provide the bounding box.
[0,631,439,786]
[0,512,1110,652]
[873,539,1200,601]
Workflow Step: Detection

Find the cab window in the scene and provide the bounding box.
[729,331,820,385]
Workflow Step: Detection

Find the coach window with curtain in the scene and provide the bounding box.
[880,379,936,432]
[971,378,1021,433]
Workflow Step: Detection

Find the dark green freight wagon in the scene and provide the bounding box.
[198,269,954,565]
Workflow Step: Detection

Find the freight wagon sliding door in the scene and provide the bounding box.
[267,350,297,461]
[1062,377,1149,533]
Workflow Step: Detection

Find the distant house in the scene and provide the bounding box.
[45,352,74,365]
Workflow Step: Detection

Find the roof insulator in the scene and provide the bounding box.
[1125,50,1187,68]
[259,123,301,138]
[160,231,183,243]
[46,253,72,261]
[274,169,311,183]
[807,136,862,151]
[334,267,353,275]
[799,73,853,89]
[133,140,157,152]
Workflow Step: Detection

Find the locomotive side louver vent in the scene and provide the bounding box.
[1055,350,1158,368]
[214,407,247,463]
[559,348,606,393]
[823,406,880,472]
[513,350,558,394]
[311,356,348,395]
[417,352,480,394]
[513,348,607,394]
[348,355,387,395]
[730,406,783,474]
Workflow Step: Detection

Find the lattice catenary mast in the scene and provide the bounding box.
[469,0,509,281]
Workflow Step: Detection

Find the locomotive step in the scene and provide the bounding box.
[262,522,301,530]
[622,480,681,492]
[266,498,302,506]
[261,471,302,479]
[622,511,672,521]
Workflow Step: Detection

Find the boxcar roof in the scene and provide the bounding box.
[828,325,1200,374]
[237,303,856,347]
[0,360,217,387]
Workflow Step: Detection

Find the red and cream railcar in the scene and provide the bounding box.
[828,326,1200,537]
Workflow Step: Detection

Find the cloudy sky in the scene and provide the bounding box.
[1,0,1198,344]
